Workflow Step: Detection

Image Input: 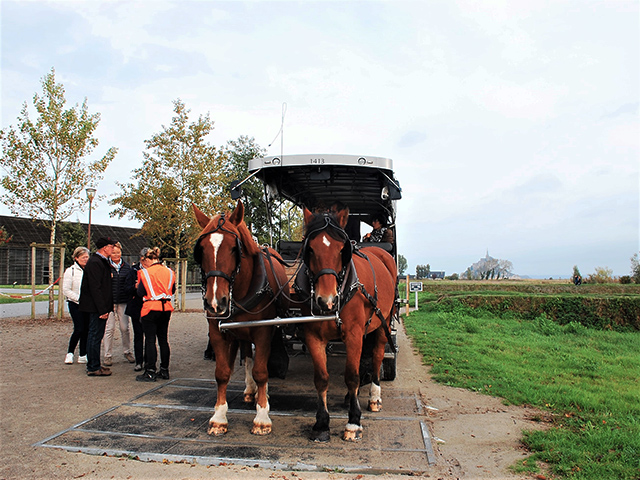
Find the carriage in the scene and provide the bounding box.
[241,153,402,380]
[194,153,402,441]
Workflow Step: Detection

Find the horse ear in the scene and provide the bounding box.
[335,207,349,229]
[303,207,314,226]
[192,203,210,229]
[229,199,245,225]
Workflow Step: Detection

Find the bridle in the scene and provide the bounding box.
[193,214,243,318]
[301,214,354,312]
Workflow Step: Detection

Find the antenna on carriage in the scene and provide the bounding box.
[265,102,287,246]
[267,102,287,159]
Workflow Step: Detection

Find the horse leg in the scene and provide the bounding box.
[368,328,386,412]
[240,341,257,403]
[306,334,331,442]
[250,330,272,435]
[342,333,364,442]
[208,330,235,436]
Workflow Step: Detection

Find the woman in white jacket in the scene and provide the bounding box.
[63,247,90,364]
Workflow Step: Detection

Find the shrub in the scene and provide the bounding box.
[619,275,632,284]
[586,266,614,284]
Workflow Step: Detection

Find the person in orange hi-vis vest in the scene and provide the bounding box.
[135,247,176,382]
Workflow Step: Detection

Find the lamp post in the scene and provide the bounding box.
[86,187,96,249]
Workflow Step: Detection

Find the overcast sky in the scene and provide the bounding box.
[1,0,638,278]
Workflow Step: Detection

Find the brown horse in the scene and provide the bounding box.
[193,200,289,436]
[299,207,397,442]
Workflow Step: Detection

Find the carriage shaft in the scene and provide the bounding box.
[219,314,338,331]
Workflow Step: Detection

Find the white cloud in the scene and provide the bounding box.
[1,0,638,276]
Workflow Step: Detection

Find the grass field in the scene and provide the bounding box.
[402,281,640,479]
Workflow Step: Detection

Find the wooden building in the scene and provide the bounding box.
[0,215,148,285]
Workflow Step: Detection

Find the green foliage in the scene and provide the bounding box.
[223,136,270,244]
[56,221,88,265]
[397,254,407,275]
[586,266,614,284]
[405,308,640,479]
[0,67,115,317]
[110,99,228,258]
[223,136,301,245]
[533,313,562,335]
[416,263,430,279]
[0,68,116,242]
[416,281,640,330]
[0,225,12,246]
[631,253,640,284]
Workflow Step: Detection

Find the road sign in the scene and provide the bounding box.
[409,282,423,292]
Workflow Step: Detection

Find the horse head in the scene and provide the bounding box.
[302,206,352,314]
[193,200,259,316]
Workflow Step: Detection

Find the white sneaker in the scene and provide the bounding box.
[65,353,74,364]
[77,355,87,364]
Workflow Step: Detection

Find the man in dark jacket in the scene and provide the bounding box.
[80,236,117,376]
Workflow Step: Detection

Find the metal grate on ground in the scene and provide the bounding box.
[36,377,437,474]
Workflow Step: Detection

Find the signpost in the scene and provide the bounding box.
[409,281,423,310]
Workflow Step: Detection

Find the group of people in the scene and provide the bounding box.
[62,237,175,382]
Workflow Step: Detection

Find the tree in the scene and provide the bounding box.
[0,68,116,316]
[110,99,229,259]
[631,253,640,284]
[57,220,88,265]
[397,254,407,275]
[416,264,430,279]
[0,226,12,246]
[222,135,302,245]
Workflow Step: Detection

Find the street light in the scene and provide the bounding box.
[86,187,96,249]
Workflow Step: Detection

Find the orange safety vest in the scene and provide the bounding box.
[139,263,175,318]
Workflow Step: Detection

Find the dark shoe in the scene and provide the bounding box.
[134,364,143,372]
[87,367,112,377]
[136,370,156,382]
[157,368,170,380]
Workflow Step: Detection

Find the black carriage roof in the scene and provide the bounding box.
[247,154,402,222]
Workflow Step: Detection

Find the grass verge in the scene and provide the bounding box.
[404,304,640,479]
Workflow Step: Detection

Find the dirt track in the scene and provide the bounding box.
[0,311,544,479]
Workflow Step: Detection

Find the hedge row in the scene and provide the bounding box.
[411,281,640,296]
[423,294,640,331]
